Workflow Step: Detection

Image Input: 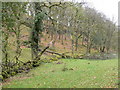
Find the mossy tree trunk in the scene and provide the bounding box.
[31,3,43,60]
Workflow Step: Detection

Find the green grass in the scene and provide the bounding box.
[3,59,118,88]
[19,48,32,62]
[6,48,31,63]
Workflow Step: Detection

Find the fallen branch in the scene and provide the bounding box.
[45,50,65,58]
[34,40,54,60]
[38,49,70,58]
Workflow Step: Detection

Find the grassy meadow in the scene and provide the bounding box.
[3,58,118,88]
[2,1,119,89]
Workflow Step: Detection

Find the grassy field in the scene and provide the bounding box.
[3,58,118,88]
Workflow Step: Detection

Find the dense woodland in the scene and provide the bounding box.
[1,1,118,80]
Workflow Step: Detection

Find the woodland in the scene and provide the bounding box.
[1,0,118,88]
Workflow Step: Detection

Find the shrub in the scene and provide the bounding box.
[83,53,118,60]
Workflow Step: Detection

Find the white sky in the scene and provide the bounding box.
[85,0,119,24]
[70,0,119,24]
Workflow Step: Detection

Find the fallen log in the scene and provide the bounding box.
[34,40,54,60]
[27,40,70,61]
[38,49,71,58]
[46,50,64,57]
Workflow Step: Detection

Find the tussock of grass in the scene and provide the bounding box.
[3,59,118,88]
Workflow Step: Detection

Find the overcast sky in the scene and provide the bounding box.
[85,0,119,23]
[70,0,119,24]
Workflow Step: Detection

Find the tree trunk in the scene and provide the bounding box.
[75,34,82,51]
[86,38,91,54]
[102,46,105,53]
[64,34,67,41]
[58,34,61,40]
[61,34,64,45]
[75,38,78,51]
[100,46,105,53]
[86,43,91,54]
[52,35,57,48]
[31,2,42,60]
[15,26,21,64]
[51,32,54,40]
[71,39,74,55]
[82,36,84,46]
